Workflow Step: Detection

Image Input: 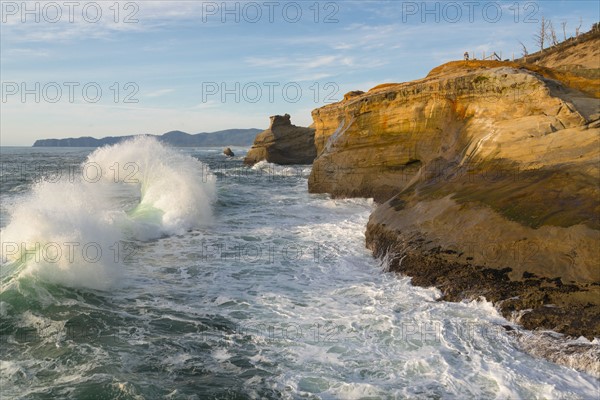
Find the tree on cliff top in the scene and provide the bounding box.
[518,41,529,57]
[549,21,559,46]
[533,16,551,51]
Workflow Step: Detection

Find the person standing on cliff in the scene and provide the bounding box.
[464,51,470,60]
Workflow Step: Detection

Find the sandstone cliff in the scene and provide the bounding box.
[244,114,316,166]
[308,60,600,338]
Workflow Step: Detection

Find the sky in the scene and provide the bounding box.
[0,0,598,146]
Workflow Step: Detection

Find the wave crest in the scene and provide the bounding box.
[1,137,216,289]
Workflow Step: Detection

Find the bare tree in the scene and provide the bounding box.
[561,21,568,41]
[533,16,551,51]
[518,41,529,57]
[549,20,559,46]
[575,17,582,37]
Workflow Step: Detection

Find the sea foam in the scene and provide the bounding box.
[0,137,216,290]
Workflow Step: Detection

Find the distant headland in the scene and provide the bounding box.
[32,128,263,148]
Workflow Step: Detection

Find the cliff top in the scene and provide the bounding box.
[427,60,599,98]
[358,31,600,101]
[516,28,600,69]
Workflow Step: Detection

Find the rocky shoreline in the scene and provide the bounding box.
[245,35,600,350]
[365,221,600,339]
[305,57,599,341]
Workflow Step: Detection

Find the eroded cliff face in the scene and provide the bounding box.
[310,62,598,200]
[308,60,600,338]
[244,114,316,166]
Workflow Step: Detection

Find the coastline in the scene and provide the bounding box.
[285,34,600,373]
[303,56,599,331]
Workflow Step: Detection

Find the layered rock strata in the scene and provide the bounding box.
[308,60,600,338]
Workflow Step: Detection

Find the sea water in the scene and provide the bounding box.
[0,138,598,399]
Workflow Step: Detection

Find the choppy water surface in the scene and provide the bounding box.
[0,140,598,399]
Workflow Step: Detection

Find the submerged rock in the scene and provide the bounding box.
[244,114,316,166]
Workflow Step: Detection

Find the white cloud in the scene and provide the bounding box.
[146,88,175,98]
[0,1,190,44]
[244,55,350,69]
[3,48,50,58]
[191,100,220,110]
[332,43,354,50]
[291,73,335,82]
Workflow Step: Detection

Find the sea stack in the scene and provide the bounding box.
[244,114,316,166]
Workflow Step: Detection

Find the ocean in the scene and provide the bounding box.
[0,138,598,399]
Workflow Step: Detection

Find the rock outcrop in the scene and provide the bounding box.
[223,147,235,157]
[308,60,600,338]
[244,114,316,166]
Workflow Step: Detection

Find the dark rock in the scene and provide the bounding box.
[223,147,235,157]
[244,114,316,166]
[343,90,365,100]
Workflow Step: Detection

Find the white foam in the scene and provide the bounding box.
[251,160,311,178]
[0,137,216,290]
[88,135,217,237]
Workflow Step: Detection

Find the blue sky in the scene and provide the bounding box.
[1,0,598,145]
